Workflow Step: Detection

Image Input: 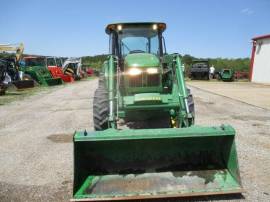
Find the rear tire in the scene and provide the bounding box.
[187,88,195,115]
[205,73,210,80]
[93,77,109,131]
[0,85,7,95]
[187,88,195,125]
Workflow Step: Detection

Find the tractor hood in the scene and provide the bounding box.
[124,53,160,68]
[23,65,46,71]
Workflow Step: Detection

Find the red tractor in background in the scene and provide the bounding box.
[46,57,74,82]
[234,71,249,80]
[86,68,94,76]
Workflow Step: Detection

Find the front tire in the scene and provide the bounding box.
[93,77,109,131]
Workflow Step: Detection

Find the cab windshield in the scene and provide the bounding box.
[56,58,62,67]
[47,58,56,66]
[118,27,160,56]
[25,58,46,66]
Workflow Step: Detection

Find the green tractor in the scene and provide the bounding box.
[21,56,63,86]
[218,68,235,82]
[73,22,243,201]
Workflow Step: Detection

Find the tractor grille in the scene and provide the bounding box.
[129,75,142,87]
[128,73,160,87]
[147,74,159,86]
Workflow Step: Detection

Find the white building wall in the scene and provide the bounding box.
[252,38,270,83]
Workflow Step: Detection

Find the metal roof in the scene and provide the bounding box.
[252,34,270,41]
[105,22,166,34]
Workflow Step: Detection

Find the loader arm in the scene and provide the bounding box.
[107,55,117,128]
[163,54,193,127]
[173,54,192,127]
[0,43,24,63]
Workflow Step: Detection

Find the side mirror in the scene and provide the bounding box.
[162,36,167,54]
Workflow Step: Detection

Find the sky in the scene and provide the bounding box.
[1,0,269,58]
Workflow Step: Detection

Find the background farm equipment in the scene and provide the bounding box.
[189,59,210,80]
[21,56,63,86]
[46,57,74,82]
[0,59,9,95]
[62,58,83,80]
[217,69,235,82]
[0,43,34,91]
[86,68,94,76]
[234,71,249,80]
[72,22,242,201]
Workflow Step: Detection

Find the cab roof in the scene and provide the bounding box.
[105,22,166,34]
[23,56,45,59]
[192,59,209,63]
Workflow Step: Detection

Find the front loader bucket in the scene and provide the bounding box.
[73,125,242,201]
[45,77,63,86]
[13,80,35,89]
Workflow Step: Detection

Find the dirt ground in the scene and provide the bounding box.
[187,81,270,110]
[0,79,269,202]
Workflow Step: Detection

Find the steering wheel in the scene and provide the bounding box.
[129,50,145,54]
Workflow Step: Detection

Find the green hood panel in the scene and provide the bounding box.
[124,53,160,68]
[22,65,47,71]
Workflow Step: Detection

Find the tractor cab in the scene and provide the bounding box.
[46,57,57,67]
[106,23,166,94]
[106,22,166,58]
[23,56,46,67]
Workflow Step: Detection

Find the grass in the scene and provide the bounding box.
[0,85,54,106]
[0,76,96,106]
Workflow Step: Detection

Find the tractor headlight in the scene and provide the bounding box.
[146,67,159,74]
[127,68,142,76]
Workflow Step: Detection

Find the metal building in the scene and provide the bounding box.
[250,34,270,84]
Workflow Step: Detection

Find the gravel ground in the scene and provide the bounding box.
[190,86,270,202]
[187,81,270,110]
[0,80,94,202]
[0,79,269,202]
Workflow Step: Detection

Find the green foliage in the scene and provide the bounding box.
[209,58,250,71]
[81,54,108,69]
[181,54,195,66]
[0,52,15,59]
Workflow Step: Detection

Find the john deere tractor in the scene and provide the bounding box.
[73,22,242,201]
[21,56,63,86]
[218,68,235,82]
